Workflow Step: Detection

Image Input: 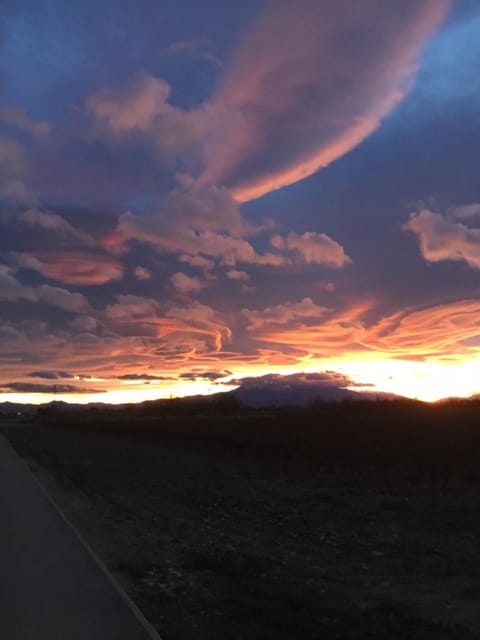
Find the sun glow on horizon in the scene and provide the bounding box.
[4,356,480,407]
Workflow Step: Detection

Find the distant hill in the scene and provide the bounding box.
[0,402,38,415]
[0,384,399,417]
[234,384,355,407]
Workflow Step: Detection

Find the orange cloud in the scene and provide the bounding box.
[247,296,480,365]
[363,299,480,358]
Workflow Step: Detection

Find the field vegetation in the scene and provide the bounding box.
[3,398,480,639]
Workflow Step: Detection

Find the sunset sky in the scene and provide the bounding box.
[1,0,479,404]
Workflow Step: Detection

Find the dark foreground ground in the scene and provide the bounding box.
[3,401,480,639]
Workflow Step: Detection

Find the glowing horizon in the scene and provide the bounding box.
[3,355,480,406]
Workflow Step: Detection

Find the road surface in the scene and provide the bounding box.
[0,434,161,640]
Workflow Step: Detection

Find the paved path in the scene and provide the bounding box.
[0,434,161,640]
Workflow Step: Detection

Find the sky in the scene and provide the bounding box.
[0,0,480,404]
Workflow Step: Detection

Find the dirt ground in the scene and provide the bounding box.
[3,417,480,639]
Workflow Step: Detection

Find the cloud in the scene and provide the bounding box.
[0,264,37,302]
[118,184,246,240]
[363,299,480,358]
[87,72,209,161]
[248,296,480,363]
[161,38,222,68]
[0,110,40,204]
[171,272,205,295]
[0,265,90,312]
[117,185,285,267]
[18,209,94,245]
[179,370,230,381]
[271,232,351,267]
[166,301,231,351]
[245,300,371,358]
[27,370,75,379]
[133,266,151,280]
[199,0,451,201]
[226,269,249,282]
[242,297,328,333]
[1,382,99,394]
[179,254,215,271]
[405,208,480,269]
[452,203,480,220]
[36,284,90,313]
[12,251,124,284]
[84,1,449,205]
[0,136,27,177]
[71,315,97,332]
[117,373,169,381]
[0,105,49,138]
[104,295,159,321]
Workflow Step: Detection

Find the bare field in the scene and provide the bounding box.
[3,405,480,639]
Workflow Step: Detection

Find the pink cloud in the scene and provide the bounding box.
[87,72,210,161]
[104,295,160,321]
[242,297,329,333]
[133,266,152,280]
[171,272,205,295]
[226,270,249,282]
[199,0,451,201]
[117,185,286,267]
[405,209,480,270]
[271,231,351,267]
[179,254,215,271]
[11,251,124,285]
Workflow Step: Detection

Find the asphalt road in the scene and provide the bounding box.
[0,434,161,640]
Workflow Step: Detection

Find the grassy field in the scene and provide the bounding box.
[3,401,480,639]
